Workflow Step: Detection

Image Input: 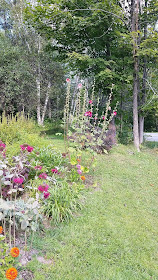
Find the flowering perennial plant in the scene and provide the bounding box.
[0,225,3,234]
[51,168,60,174]
[64,82,118,155]
[6,267,18,280]
[10,247,20,258]
[39,173,47,179]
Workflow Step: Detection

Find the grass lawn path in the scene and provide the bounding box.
[28,145,158,280]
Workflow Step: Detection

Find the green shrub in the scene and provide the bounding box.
[28,146,68,173]
[0,113,37,144]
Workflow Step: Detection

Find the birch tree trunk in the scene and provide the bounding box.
[48,99,52,119]
[36,36,42,126]
[41,81,51,125]
[131,0,140,151]
[36,72,42,125]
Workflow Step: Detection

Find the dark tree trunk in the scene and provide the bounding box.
[139,0,148,144]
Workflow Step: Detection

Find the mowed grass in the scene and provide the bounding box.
[27,144,158,280]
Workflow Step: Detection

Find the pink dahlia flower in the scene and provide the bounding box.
[66,78,70,83]
[89,100,93,104]
[113,111,117,116]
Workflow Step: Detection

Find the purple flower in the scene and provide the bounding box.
[77,169,82,175]
[76,164,81,169]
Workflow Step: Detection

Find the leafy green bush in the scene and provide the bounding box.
[28,146,68,173]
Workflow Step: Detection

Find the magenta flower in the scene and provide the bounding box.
[51,168,60,174]
[27,146,34,152]
[76,164,81,169]
[44,192,50,199]
[89,100,93,104]
[35,165,43,170]
[13,177,24,184]
[20,145,25,151]
[102,116,105,120]
[78,83,82,89]
[0,141,6,149]
[39,173,47,179]
[38,184,49,193]
[66,78,70,83]
[77,169,82,175]
[84,111,92,117]
[113,111,117,116]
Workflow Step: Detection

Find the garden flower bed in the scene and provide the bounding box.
[0,139,87,279]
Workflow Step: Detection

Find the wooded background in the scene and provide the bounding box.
[0,0,158,149]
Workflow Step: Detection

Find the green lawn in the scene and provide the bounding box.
[27,143,158,280]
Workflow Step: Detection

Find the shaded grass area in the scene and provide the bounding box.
[143,141,158,149]
[26,143,158,280]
